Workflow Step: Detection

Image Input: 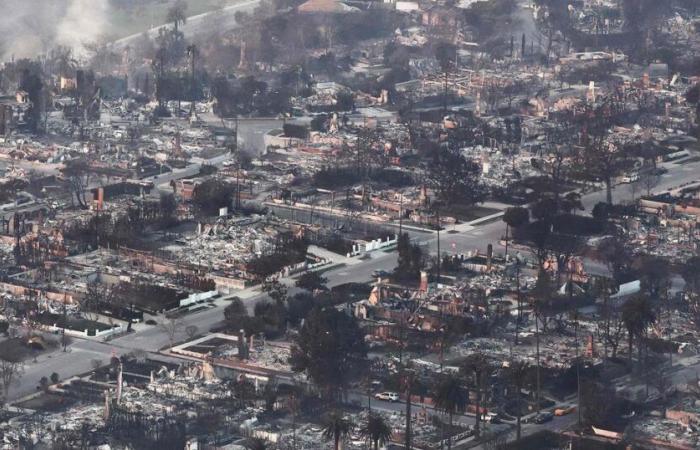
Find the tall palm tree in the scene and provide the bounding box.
[166,0,188,33]
[462,352,491,438]
[360,413,393,450]
[434,375,468,450]
[506,360,530,442]
[621,294,656,364]
[323,411,353,450]
[530,269,552,414]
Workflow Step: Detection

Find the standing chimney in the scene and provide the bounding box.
[116,362,123,404]
[104,391,111,421]
[238,329,248,360]
[487,244,493,272]
[419,271,429,293]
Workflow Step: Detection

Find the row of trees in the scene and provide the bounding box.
[63,193,178,250]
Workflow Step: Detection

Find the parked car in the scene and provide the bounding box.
[372,270,390,278]
[374,391,400,402]
[619,173,639,184]
[484,412,501,423]
[534,412,554,424]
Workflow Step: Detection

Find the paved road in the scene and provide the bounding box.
[404,156,700,264]
[9,339,126,402]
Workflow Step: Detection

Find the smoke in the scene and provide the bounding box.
[0,0,111,61]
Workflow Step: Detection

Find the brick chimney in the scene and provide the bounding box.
[487,244,493,272]
[419,271,429,293]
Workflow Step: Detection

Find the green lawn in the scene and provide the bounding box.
[447,204,501,223]
[108,0,240,39]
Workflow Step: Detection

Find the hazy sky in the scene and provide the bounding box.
[1,0,110,61]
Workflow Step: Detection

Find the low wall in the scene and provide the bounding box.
[179,290,218,308]
[348,235,398,257]
[42,323,123,339]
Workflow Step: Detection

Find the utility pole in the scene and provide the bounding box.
[436,207,441,285]
[236,165,241,210]
[126,302,134,333]
[291,391,298,450]
[515,262,521,345]
[443,68,449,113]
[404,369,413,450]
[187,45,197,119]
[158,47,166,112]
[398,193,404,236]
[62,292,68,352]
[570,271,582,428]
[330,191,336,229]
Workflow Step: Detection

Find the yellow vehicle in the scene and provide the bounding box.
[554,406,576,416]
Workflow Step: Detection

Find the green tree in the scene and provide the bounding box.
[295,271,327,292]
[322,411,353,450]
[262,278,288,305]
[159,192,178,227]
[461,352,491,437]
[426,148,484,207]
[682,256,700,304]
[360,413,393,450]
[434,375,468,450]
[621,295,656,363]
[394,233,423,282]
[167,0,188,33]
[576,111,632,204]
[579,379,616,428]
[287,292,316,327]
[191,179,235,216]
[596,235,631,283]
[39,376,49,392]
[254,300,288,337]
[290,308,367,399]
[502,207,529,258]
[633,255,670,299]
[224,298,263,335]
[506,359,529,442]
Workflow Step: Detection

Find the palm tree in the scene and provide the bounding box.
[462,352,491,438]
[166,0,188,33]
[506,360,530,442]
[434,375,468,450]
[323,411,353,450]
[360,413,393,450]
[530,269,552,414]
[621,294,656,364]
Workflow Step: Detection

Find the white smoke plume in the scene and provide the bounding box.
[0,0,111,61]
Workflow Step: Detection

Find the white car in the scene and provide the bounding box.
[619,173,639,184]
[374,392,400,402]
